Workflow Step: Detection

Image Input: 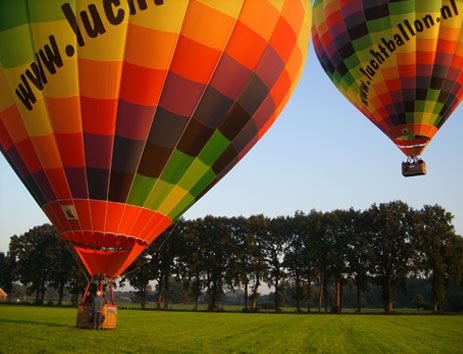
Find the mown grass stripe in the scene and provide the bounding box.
[0,305,462,354]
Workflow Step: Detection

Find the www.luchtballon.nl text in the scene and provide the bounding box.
[14,0,164,111]
[359,0,460,107]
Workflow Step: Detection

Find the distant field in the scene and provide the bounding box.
[3,300,433,313]
[99,302,431,313]
[0,305,462,354]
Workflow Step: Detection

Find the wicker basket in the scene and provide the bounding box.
[402,161,426,177]
[76,303,118,330]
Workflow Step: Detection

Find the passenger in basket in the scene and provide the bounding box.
[91,290,105,329]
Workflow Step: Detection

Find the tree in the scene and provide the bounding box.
[229,216,252,311]
[413,205,463,312]
[368,201,416,312]
[179,219,206,311]
[66,263,89,307]
[266,216,289,311]
[185,216,234,311]
[8,224,59,304]
[346,210,373,312]
[327,209,353,313]
[411,294,428,310]
[121,249,154,310]
[446,234,463,287]
[246,215,269,311]
[0,252,16,301]
[149,220,187,310]
[284,212,309,313]
[48,238,75,305]
[308,211,332,313]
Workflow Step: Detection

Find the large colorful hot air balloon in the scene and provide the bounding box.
[312,0,463,176]
[0,1,312,279]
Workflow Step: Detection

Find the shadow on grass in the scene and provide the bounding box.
[0,318,71,328]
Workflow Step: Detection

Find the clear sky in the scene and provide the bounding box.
[1,41,462,253]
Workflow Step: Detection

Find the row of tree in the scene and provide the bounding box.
[0,224,86,305]
[1,201,462,313]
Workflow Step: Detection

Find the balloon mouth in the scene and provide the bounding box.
[393,136,430,157]
[66,234,148,279]
[41,200,172,279]
[387,125,437,156]
[69,240,143,252]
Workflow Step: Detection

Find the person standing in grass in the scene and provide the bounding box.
[91,290,105,329]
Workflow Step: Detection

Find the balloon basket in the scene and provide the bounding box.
[76,276,117,329]
[76,303,118,330]
[402,157,426,177]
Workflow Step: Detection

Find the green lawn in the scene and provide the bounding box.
[0,305,462,354]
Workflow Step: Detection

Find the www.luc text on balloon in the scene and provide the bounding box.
[15,0,165,112]
[359,0,459,107]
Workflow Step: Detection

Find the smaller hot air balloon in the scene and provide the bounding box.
[312,0,463,176]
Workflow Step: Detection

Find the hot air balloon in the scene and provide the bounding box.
[312,0,463,176]
[0,0,312,325]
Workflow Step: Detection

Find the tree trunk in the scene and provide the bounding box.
[340,281,343,312]
[336,277,341,312]
[306,281,312,313]
[323,276,328,313]
[58,281,65,306]
[163,277,169,310]
[35,287,40,304]
[295,273,301,313]
[42,282,46,304]
[387,300,393,312]
[40,282,46,304]
[71,291,77,307]
[433,301,441,313]
[251,278,260,311]
[243,281,249,311]
[206,274,211,305]
[217,294,223,311]
[217,278,223,311]
[207,290,213,311]
[318,275,324,313]
[356,280,362,313]
[141,292,146,310]
[208,279,216,311]
[274,277,280,312]
[193,277,200,311]
[384,277,393,313]
[156,278,164,310]
[194,295,199,311]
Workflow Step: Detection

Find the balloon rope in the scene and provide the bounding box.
[63,238,90,283]
[121,218,182,278]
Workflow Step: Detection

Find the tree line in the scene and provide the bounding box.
[1,201,462,313]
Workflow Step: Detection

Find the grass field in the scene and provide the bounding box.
[0,305,462,353]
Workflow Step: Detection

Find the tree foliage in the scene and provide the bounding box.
[3,202,462,313]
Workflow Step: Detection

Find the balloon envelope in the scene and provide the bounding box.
[0,0,312,278]
[312,0,463,156]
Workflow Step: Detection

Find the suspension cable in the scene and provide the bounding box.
[63,238,90,283]
[121,218,182,278]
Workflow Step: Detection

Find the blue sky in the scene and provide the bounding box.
[1,41,462,253]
